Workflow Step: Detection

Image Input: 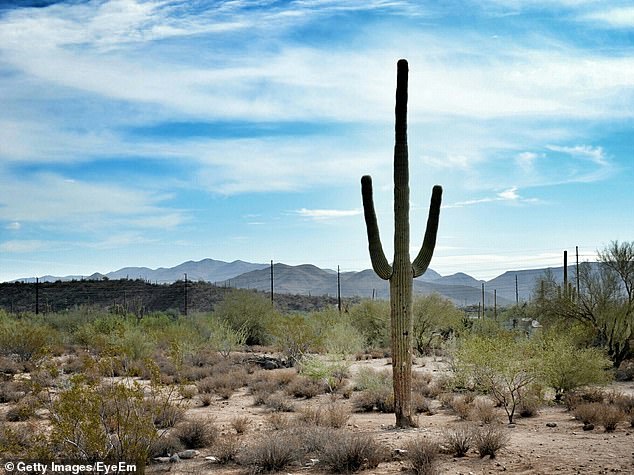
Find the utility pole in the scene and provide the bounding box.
[563,250,568,299]
[515,275,519,305]
[575,246,579,298]
[337,265,342,313]
[481,282,485,318]
[35,277,39,315]
[270,260,274,305]
[184,273,188,316]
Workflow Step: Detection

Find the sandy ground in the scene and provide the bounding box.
[145,357,634,475]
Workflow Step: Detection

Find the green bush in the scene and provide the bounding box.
[348,300,390,349]
[214,290,278,346]
[0,315,53,362]
[535,330,612,401]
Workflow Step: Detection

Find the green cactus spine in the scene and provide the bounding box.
[361,59,442,428]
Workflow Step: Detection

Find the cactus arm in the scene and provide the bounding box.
[412,185,443,278]
[361,175,393,280]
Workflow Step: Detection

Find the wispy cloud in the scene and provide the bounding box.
[447,187,539,208]
[581,6,634,28]
[295,208,363,220]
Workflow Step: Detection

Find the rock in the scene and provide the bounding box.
[178,449,200,459]
[583,423,595,431]
[546,422,557,427]
[205,456,219,463]
[153,457,170,464]
[169,454,180,463]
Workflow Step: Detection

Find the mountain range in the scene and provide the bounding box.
[12,258,581,307]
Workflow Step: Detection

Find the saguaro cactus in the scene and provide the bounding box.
[361,59,442,428]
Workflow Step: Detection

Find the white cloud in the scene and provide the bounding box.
[0,240,49,253]
[5,222,21,230]
[295,208,363,220]
[448,186,538,208]
[497,187,520,200]
[0,171,185,230]
[582,6,634,28]
[516,152,539,172]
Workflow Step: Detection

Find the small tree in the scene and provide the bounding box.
[214,289,278,346]
[536,241,634,367]
[412,294,463,355]
[535,328,612,401]
[455,334,538,424]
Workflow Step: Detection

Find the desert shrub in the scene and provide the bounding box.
[265,393,295,412]
[324,319,365,357]
[175,419,218,449]
[213,434,241,464]
[266,412,292,430]
[352,386,393,413]
[296,406,324,426]
[536,330,612,401]
[0,420,52,460]
[353,367,391,392]
[199,393,213,407]
[454,334,539,424]
[318,431,385,473]
[573,402,603,425]
[324,403,351,429]
[49,375,168,463]
[208,317,247,358]
[412,294,463,356]
[473,425,510,458]
[412,393,433,415]
[600,405,624,432]
[151,400,185,429]
[412,371,433,390]
[406,437,440,475]
[348,299,390,349]
[438,392,455,409]
[149,434,184,458]
[5,398,37,422]
[299,356,350,393]
[214,289,278,346]
[0,356,22,375]
[268,314,319,366]
[564,387,605,410]
[231,415,252,434]
[0,381,27,403]
[0,317,53,362]
[178,384,197,400]
[238,431,302,473]
[286,375,323,399]
[442,424,474,457]
[471,398,498,424]
[450,395,473,420]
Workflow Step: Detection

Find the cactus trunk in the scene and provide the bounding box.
[361,59,442,428]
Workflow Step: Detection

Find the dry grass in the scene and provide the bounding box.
[406,437,440,475]
[473,425,510,459]
[175,418,219,449]
[442,423,474,457]
[318,430,386,473]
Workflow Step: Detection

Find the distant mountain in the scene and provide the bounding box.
[435,272,483,288]
[220,264,511,307]
[10,258,589,308]
[105,258,269,283]
[486,265,580,303]
[13,259,269,285]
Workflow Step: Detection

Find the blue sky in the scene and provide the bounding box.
[1,0,633,282]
